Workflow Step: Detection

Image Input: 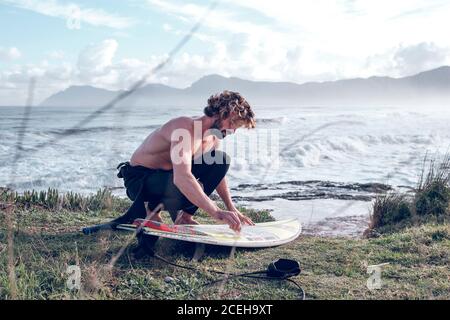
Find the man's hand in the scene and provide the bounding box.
[211,209,242,232]
[231,208,255,226]
[215,177,255,228]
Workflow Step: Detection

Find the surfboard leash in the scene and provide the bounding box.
[149,251,306,300]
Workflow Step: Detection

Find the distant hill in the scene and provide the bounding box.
[40,66,450,107]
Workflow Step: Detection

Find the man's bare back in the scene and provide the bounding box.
[130,116,217,170]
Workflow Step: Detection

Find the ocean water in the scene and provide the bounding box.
[1,104,449,229]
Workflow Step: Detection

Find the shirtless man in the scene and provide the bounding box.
[112,90,256,232]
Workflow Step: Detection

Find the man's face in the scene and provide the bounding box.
[211,116,239,139]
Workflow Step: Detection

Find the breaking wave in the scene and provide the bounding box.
[256,116,287,125]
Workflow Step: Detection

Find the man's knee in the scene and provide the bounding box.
[200,149,226,164]
[192,150,231,179]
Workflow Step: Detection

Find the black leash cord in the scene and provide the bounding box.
[152,253,306,300]
[190,272,306,301]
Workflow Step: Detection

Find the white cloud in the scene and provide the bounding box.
[146,0,450,82]
[0,47,22,60]
[0,36,363,106]
[47,50,65,60]
[392,42,450,75]
[1,0,136,29]
[75,39,123,88]
[0,60,72,105]
[77,39,118,74]
[162,23,172,32]
[0,39,165,104]
[366,42,450,77]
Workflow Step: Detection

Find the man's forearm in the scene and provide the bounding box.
[216,177,235,211]
[174,174,219,214]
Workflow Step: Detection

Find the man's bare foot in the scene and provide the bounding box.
[145,203,163,223]
[174,211,199,225]
[150,212,163,223]
[148,211,163,223]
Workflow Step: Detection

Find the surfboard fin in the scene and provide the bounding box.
[132,232,158,259]
[192,243,205,262]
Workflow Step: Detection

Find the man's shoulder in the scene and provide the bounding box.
[166,116,194,131]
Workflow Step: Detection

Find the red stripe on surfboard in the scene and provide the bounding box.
[132,219,205,236]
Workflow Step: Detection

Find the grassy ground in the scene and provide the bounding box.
[1,200,449,300]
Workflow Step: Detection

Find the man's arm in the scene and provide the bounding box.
[210,138,253,226]
[215,177,235,211]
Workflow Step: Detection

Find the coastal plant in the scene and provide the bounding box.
[369,193,412,229]
[2,188,130,213]
[367,154,450,236]
[414,155,450,217]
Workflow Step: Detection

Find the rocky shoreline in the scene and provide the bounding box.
[231,180,393,202]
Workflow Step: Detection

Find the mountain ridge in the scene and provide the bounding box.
[40,66,450,107]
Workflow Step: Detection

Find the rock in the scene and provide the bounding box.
[164,276,177,283]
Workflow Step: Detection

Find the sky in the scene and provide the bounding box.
[1,0,450,105]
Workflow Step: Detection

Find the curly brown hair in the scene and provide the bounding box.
[204,90,256,129]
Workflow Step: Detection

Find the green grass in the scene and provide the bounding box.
[1,192,449,300]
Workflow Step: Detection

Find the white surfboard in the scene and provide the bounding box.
[116,218,302,248]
